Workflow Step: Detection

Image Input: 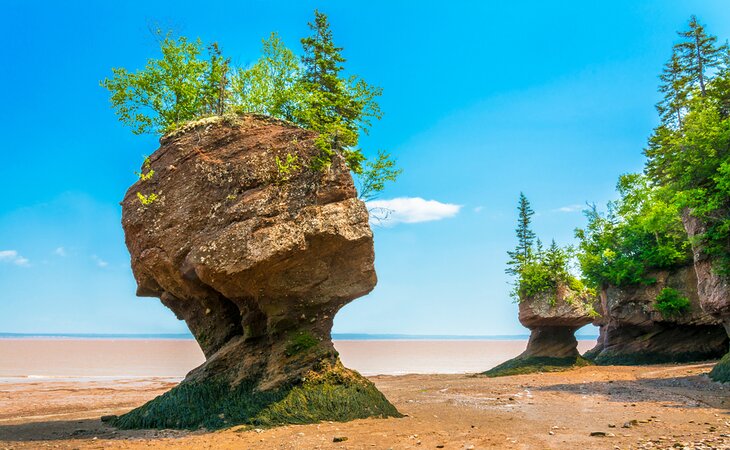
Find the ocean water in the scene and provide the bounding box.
[0,337,598,379]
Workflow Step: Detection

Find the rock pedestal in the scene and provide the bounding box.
[484,285,595,377]
[116,115,400,429]
[683,212,730,381]
[584,265,728,365]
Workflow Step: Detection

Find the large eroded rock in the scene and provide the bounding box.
[683,211,730,381]
[116,115,399,429]
[484,284,595,377]
[585,265,728,365]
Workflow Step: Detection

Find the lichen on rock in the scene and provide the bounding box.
[484,284,595,377]
[117,114,400,429]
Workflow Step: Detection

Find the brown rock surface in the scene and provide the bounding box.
[585,265,728,365]
[484,285,595,376]
[117,114,399,428]
[682,211,730,381]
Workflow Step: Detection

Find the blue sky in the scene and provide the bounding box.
[2,0,729,335]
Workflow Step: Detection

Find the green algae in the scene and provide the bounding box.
[113,360,401,430]
[482,355,592,378]
[709,352,730,382]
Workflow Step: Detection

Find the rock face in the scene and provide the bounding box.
[584,264,728,365]
[683,211,730,381]
[116,115,400,429]
[484,285,595,377]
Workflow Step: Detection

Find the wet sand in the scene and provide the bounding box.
[3,339,729,449]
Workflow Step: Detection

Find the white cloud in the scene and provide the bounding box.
[54,247,66,257]
[473,206,484,213]
[91,255,109,268]
[553,204,583,213]
[366,197,462,225]
[0,250,30,267]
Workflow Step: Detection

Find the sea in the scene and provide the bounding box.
[0,333,598,380]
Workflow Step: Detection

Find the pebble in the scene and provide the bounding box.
[333,436,348,443]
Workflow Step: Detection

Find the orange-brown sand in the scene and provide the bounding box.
[2,339,729,449]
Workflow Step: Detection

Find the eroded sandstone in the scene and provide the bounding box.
[585,265,728,365]
[116,114,399,429]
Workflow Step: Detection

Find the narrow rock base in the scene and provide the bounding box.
[584,324,728,365]
[482,355,592,378]
[113,360,401,430]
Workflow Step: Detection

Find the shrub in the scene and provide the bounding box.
[654,287,690,317]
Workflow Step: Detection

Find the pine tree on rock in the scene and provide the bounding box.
[506,193,536,276]
[657,50,688,128]
[675,15,723,97]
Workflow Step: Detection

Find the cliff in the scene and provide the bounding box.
[585,265,727,365]
[683,211,730,381]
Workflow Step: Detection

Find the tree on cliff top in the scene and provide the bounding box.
[505,193,536,277]
[101,33,229,134]
[102,12,399,199]
[296,10,384,173]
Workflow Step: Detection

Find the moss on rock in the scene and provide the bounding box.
[588,350,725,366]
[113,360,401,430]
[482,355,592,378]
[709,352,730,382]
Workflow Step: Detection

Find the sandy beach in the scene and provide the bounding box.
[2,339,730,449]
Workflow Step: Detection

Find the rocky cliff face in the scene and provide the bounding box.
[683,211,730,381]
[116,115,399,429]
[585,265,727,365]
[484,285,595,377]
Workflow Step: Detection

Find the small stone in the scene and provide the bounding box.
[436,446,445,449]
[254,428,263,433]
[549,431,555,435]
[608,423,616,428]
[591,431,608,437]
[333,436,348,443]
[100,415,117,423]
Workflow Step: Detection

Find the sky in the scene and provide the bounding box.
[2,0,730,336]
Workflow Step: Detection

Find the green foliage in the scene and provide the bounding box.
[505,193,536,278]
[575,174,691,288]
[103,13,399,199]
[113,360,401,430]
[644,16,730,278]
[136,192,159,206]
[231,33,303,121]
[284,331,318,357]
[134,156,154,181]
[709,351,730,382]
[483,355,592,378]
[505,194,587,301]
[654,287,691,317]
[356,150,403,201]
[275,153,300,183]
[101,32,229,134]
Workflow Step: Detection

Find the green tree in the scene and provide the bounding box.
[232,33,303,121]
[506,193,536,277]
[657,50,688,128]
[675,15,724,97]
[356,150,403,201]
[101,33,224,134]
[297,10,384,172]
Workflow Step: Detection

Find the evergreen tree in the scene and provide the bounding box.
[657,50,688,128]
[298,10,383,171]
[675,15,723,97]
[506,193,536,276]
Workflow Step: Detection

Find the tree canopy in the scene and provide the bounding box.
[102,11,398,200]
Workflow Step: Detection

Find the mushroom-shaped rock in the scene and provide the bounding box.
[683,212,730,381]
[584,265,728,365]
[483,284,595,377]
[116,115,400,429]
